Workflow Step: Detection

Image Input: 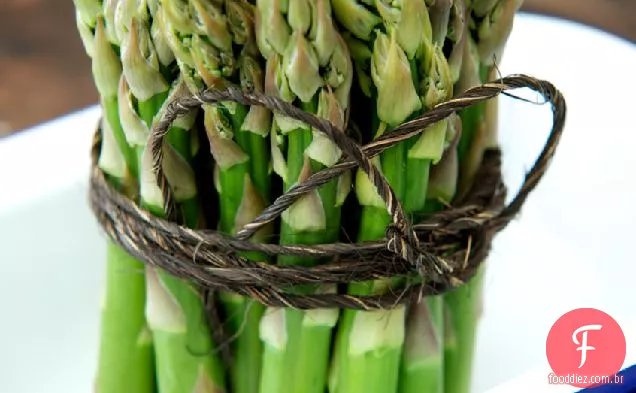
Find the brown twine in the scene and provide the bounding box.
[88,74,566,310]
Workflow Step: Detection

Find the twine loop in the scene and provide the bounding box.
[89,74,566,310]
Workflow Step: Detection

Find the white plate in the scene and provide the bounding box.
[0,13,635,393]
[477,14,636,392]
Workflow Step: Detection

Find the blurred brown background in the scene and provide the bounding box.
[1,0,634,136]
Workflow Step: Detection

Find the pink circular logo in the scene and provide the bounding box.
[546,308,626,388]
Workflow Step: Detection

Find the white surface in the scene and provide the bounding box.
[476,14,636,392]
[0,13,635,393]
[0,106,103,393]
[0,106,100,214]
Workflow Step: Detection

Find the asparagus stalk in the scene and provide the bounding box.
[399,3,465,392]
[118,5,227,392]
[330,2,451,392]
[399,48,453,393]
[444,2,520,392]
[139,136,227,393]
[161,2,273,392]
[331,24,408,393]
[97,115,155,393]
[74,3,155,392]
[401,113,462,393]
[254,1,353,392]
[442,92,485,393]
[400,297,444,393]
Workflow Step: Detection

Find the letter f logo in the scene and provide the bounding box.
[547,309,626,388]
[573,324,603,368]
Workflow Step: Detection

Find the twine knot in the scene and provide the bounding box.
[385,224,454,284]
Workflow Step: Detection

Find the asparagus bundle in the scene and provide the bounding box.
[254,1,353,392]
[160,1,272,392]
[75,1,524,392]
[74,2,154,392]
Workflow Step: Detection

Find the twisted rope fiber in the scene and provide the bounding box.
[89,74,566,310]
